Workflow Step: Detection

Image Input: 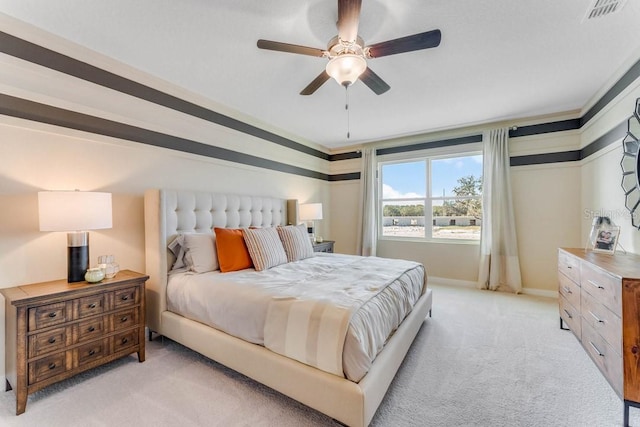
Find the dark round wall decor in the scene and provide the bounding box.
[620,98,640,228]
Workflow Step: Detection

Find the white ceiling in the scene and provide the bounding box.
[2,0,640,151]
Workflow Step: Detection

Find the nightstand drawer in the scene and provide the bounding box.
[113,330,138,353]
[112,308,138,331]
[114,287,139,308]
[28,327,68,358]
[28,352,67,385]
[77,316,107,343]
[29,302,68,331]
[77,339,109,366]
[78,294,106,318]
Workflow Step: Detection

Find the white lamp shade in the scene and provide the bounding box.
[38,191,113,231]
[326,54,367,86]
[299,203,323,221]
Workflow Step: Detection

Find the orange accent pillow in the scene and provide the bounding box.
[214,228,254,272]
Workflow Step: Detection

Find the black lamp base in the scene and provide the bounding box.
[67,232,89,283]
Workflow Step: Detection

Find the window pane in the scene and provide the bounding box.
[382,161,426,199]
[382,201,425,238]
[432,199,482,240]
[431,155,483,197]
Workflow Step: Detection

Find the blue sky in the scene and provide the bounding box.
[382,155,483,199]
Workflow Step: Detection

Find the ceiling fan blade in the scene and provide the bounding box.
[367,29,442,58]
[337,0,362,43]
[257,39,326,57]
[300,71,331,95]
[360,68,390,95]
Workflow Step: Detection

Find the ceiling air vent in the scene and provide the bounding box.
[584,0,627,21]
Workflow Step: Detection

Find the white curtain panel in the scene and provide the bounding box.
[357,147,377,256]
[478,128,523,293]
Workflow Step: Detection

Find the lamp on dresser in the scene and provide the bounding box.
[38,190,112,282]
[299,202,323,243]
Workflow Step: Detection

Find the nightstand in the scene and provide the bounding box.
[1,270,148,415]
[313,240,335,253]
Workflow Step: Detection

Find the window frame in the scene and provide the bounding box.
[378,145,483,244]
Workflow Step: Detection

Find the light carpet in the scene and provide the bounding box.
[0,284,634,426]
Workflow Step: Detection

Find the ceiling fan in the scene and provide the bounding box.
[257,0,441,96]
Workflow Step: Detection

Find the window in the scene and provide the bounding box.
[379,152,483,241]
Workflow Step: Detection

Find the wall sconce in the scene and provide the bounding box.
[299,203,323,243]
[38,190,112,282]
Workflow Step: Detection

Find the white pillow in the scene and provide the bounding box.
[168,233,219,273]
[242,227,288,271]
[277,224,314,262]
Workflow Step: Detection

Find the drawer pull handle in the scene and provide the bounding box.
[589,341,605,357]
[48,363,56,370]
[563,286,572,294]
[48,337,56,344]
[121,295,129,301]
[88,349,95,356]
[567,265,572,269]
[563,309,573,319]
[88,303,97,309]
[121,316,128,322]
[588,280,605,290]
[48,312,57,318]
[88,326,95,332]
[121,337,128,344]
[589,311,605,324]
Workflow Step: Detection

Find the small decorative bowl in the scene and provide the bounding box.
[85,267,106,283]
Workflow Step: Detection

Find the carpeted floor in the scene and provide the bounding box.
[0,284,634,426]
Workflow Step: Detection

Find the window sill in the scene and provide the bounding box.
[378,236,480,245]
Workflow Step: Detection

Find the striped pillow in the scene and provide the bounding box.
[242,227,288,271]
[277,225,314,262]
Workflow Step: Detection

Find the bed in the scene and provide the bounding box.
[144,189,433,426]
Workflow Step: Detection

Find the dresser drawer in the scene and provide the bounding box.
[28,302,68,331]
[581,289,622,355]
[559,272,581,310]
[558,250,580,283]
[581,262,621,316]
[114,287,139,308]
[113,329,139,353]
[112,308,138,331]
[28,352,68,385]
[77,339,109,366]
[582,320,623,397]
[559,294,581,338]
[77,316,107,343]
[28,327,68,358]
[77,293,106,318]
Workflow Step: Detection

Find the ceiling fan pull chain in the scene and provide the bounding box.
[345,86,350,139]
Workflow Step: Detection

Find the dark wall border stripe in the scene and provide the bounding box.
[376,134,483,156]
[510,120,627,167]
[0,94,330,181]
[0,31,329,161]
[329,172,361,181]
[509,119,581,138]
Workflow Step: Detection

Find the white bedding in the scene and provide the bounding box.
[166,253,426,381]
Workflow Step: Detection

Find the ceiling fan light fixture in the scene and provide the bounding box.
[325,54,367,87]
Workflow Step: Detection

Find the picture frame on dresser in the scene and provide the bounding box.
[590,225,620,254]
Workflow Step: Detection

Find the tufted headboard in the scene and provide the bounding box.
[143,189,288,333]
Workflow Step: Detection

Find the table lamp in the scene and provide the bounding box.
[38,190,112,282]
[299,203,323,243]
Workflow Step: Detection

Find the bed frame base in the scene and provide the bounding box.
[155,289,431,427]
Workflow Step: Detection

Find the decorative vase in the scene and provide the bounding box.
[98,255,120,279]
[85,267,105,283]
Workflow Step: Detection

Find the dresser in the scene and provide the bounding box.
[312,240,335,253]
[1,270,148,415]
[558,248,640,426]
